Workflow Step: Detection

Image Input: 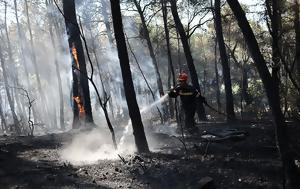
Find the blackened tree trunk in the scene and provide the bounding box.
[0,97,7,132]
[162,0,176,119]
[0,46,20,135]
[170,0,207,120]
[62,0,94,128]
[132,0,165,97]
[214,0,236,121]
[214,37,221,112]
[110,0,149,153]
[294,0,300,111]
[46,0,65,130]
[295,0,300,79]
[227,0,300,188]
[101,0,114,46]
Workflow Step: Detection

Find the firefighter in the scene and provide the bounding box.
[168,72,203,134]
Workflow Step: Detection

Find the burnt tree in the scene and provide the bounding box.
[110,0,149,153]
[214,0,236,121]
[294,0,300,111]
[162,0,176,119]
[170,0,207,120]
[46,0,65,130]
[62,0,94,128]
[132,0,165,97]
[227,0,300,188]
[0,95,8,132]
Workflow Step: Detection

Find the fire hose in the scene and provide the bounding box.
[199,97,227,117]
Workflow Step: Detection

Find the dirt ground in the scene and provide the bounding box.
[0,121,299,189]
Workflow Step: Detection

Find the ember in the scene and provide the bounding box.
[71,43,80,69]
[73,96,85,117]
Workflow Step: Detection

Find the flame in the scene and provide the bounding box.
[73,96,85,118]
[72,43,80,69]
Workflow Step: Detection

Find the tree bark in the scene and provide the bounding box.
[214,0,236,121]
[294,0,300,111]
[0,97,8,132]
[295,0,300,80]
[62,0,94,127]
[214,37,221,112]
[162,0,176,119]
[110,0,149,153]
[170,0,207,120]
[227,0,300,188]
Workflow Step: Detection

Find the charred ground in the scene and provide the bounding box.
[0,121,299,189]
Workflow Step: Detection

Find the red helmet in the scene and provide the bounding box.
[178,72,188,81]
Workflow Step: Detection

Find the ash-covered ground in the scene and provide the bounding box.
[1,121,299,189]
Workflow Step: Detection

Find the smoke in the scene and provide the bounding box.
[1,0,178,164]
[60,127,136,165]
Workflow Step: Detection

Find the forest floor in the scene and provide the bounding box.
[0,121,299,189]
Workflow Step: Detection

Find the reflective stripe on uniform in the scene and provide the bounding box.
[179,92,194,96]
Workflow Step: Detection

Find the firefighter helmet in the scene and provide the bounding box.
[178,72,188,81]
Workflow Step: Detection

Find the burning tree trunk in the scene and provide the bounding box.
[46,0,65,130]
[0,45,21,135]
[110,0,149,153]
[227,0,300,187]
[62,0,94,128]
[170,0,207,120]
[214,0,236,121]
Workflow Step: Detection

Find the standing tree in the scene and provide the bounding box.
[62,0,94,128]
[13,0,30,87]
[132,0,165,98]
[25,0,50,125]
[0,44,20,135]
[161,0,176,119]
[213,0,236,121]
[227,0,300,188]
[46,0,65,130]
[110,0,149,153]
[0,96,7,132]
[294,0,300,111]
[170,0,207,120]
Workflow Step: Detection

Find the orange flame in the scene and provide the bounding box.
[72,43,80,69]
[73,96,85,118]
